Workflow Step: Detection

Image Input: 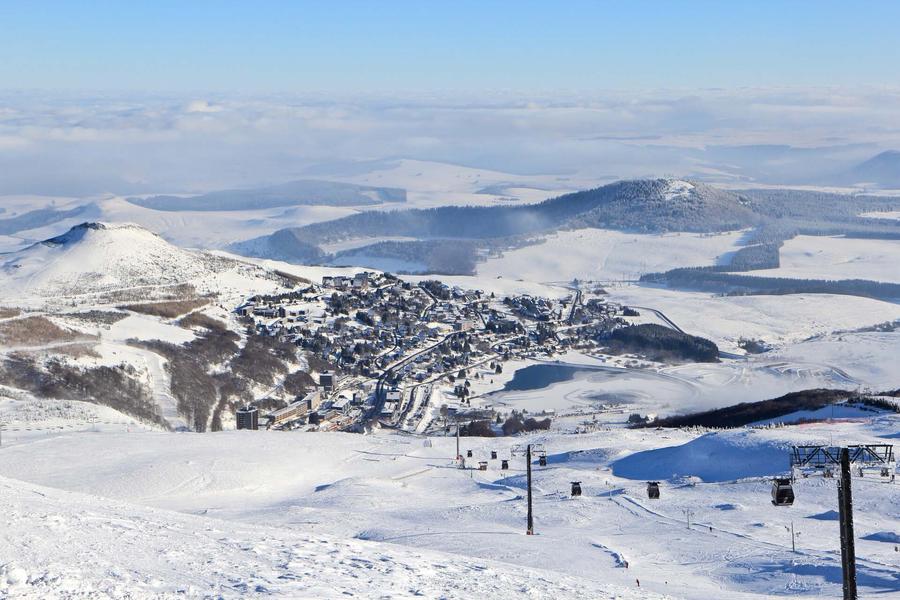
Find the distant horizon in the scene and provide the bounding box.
[2,85,900,195]
[3,2,900,195]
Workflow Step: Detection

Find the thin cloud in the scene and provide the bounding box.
[0,87,899,195]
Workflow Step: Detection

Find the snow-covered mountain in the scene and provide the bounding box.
[0,222,257,305]
[226,178,761,273]
[249,177,759,248]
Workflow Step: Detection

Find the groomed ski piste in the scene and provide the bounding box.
[1,409,898,598]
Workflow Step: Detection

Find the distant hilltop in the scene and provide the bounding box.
[229,178,761,270]
[128,179,406,211]
[840,150,900,188]
[0,221,233,300]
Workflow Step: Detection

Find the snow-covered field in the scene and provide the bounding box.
[478,228,747,283]
[750,235,900,284]
[331,158,587,210]
[1,421,898,599]
[606,285,900,353]
[0,194,359,253]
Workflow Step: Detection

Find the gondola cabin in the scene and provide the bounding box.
[647,481,660,499]
[466,449,473,458]
[538,452,547,467]
[478,461,488,471]
[490,450,497,460]
[571,481,582,497]
[501,459,509,470]
[771,478,795,506]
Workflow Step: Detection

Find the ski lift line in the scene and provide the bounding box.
[611,494,812,557]
[611,492,899,574]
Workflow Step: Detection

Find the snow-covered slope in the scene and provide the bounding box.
[750,235,900,284]
[0,221,295,309]
[316,158,587,209]
[478,228,746,282]
[0,473,626,599]
[0,222,224,300]
[2,422,899,599]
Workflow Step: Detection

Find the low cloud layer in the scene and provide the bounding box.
[1,87,899,196]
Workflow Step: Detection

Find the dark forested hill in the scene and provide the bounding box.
[255,178,760,248]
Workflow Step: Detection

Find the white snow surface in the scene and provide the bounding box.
[861,210,900,221]
[607,285,900,353]
[478,229,746,283]
[662,180,695,201]
[749,235,900,283]
[0,211,899,598]
[0,472,624,599]
[0,222,297,310]
[1,422,899,599]
[0,159,594,252]
[0,222,216,301]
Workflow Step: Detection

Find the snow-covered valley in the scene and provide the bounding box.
[0,178,899,598]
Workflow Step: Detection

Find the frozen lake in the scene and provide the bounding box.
[482,361,700,417]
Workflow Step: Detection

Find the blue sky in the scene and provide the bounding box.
[2,1,899,92]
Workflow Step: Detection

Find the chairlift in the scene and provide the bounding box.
[570,481,582,497]
[478,461,488,471]
[501,459,509,470]
[647,481,660,499]
[771,478,795,506]
[466,449,473,458]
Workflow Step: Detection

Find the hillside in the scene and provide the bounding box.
[0,472,611,599]
[841,150,900,188]
[0,222,244,303]
[229,227,329,264]
[2,422,899,599]
[298,178,758,243]
[0,204,99,236]
[129,179,406,211]
[230,178,760,267]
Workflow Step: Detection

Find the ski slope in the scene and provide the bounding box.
[0,473,621,599]
[1,419,898,599]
